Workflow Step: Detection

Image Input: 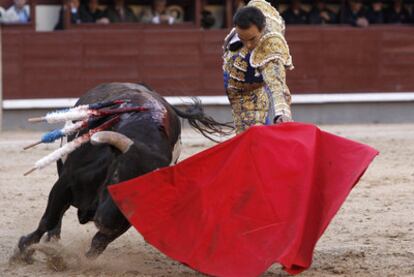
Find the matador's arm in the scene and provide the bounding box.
[260,60,292,121]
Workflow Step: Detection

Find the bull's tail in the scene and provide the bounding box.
[171,98,234,142]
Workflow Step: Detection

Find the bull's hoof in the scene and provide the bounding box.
[18,236,29,251]
[16,235,37,264]
[85,249,101,259]
[9,247,35,265]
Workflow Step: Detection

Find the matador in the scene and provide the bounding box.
[223,0,294,133]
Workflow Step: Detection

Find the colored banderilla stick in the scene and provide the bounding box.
[23,120,88,150]
[24,106,148,150]
[27,100,128,123]
[24,115,121,176]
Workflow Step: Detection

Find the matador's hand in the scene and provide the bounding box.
[273,115,293,124]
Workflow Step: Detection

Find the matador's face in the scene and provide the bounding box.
[235,25,262,52]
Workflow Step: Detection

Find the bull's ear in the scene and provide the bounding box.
[91,131,134,153]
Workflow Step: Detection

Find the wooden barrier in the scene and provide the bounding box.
[2,25,414,99]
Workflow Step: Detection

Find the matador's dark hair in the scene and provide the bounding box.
[233,6,266,31]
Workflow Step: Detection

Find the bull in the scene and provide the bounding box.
[17,83,230,259]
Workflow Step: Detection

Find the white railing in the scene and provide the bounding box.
[3,93,414,110]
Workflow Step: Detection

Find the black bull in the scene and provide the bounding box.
[18,83,231,258]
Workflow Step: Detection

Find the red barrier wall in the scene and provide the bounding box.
[3,26,414,99]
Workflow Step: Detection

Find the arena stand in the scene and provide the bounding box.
[0,0,414,130]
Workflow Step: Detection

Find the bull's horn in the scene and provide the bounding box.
[90,131,133,153]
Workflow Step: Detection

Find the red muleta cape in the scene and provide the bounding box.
[109,123,378,276]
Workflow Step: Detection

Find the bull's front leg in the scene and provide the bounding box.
[85,191,130,258]
[18,178,72,256]
[45,205,69,242]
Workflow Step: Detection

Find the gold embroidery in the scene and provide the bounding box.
[229,67,245,82]
[227,79,263,93]
[250,34,292,69]
[246,0,293,69]
[234,57,248,72]
[228,79,244,90]
[239,47,249,58]
[248,0,283,21]
[227,87,269,133]
[261,60,292,118]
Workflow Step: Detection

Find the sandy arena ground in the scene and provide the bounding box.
[0,124,413,277]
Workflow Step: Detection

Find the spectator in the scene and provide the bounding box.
[140,0,175,24]
[55,0,81,30]
[105,0,137,23]
[198,0,215,29]
[308,0,337,24]
[79,0,109,24]
[282,0,308,25]
[3,0,30,23]
[167,5,185,23]
[340,0,369,27]
[0,7,5,21]
[385,0,411,23]
[201,9,215,29]
[366,0,385,24]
